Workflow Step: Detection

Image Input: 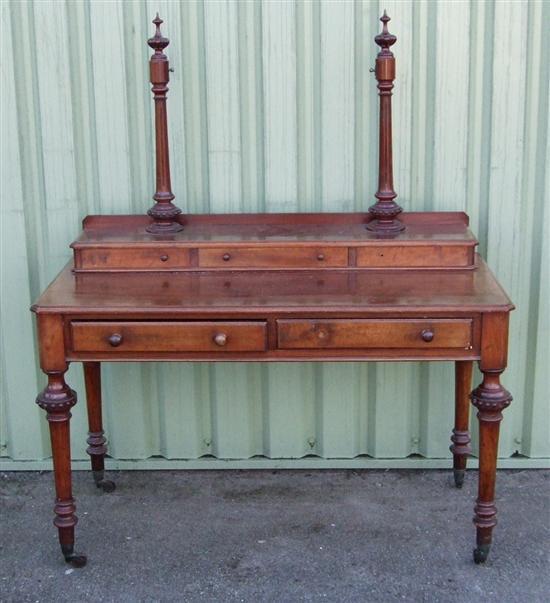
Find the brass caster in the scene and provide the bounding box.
[473,544,490,564]
[453,469,465,489]
[61,545,87,568]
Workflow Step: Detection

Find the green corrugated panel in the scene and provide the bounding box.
[0,0,548,466]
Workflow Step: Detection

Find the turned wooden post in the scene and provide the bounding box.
[146,14,183,234]
[35,314,86,567]
[367,11,404,233]
[451,360,473,488]
[36,371,87,568]
[84,362,115,492]
[470,313,512,564]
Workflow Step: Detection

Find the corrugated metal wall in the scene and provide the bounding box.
[1,0,548,468]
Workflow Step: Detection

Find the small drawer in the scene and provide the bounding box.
[277,319,472,349]
[198,246,348,269]
[76,247,191,271]
[356,245,472,268]
[71,321,267,353]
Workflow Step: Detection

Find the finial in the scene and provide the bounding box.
[148,13,169,53]
[375,10,397,53]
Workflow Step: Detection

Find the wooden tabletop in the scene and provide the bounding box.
[32,255,513,316]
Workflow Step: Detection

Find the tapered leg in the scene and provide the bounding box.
[83,362,115,492]
[470,368,512,563]
[450,361,473,487]
[36,371,87,567]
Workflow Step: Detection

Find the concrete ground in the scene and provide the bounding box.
[0,469,548,602]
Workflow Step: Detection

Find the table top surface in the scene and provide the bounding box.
[32,255,513,316]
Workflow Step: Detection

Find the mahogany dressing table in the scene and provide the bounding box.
[32,14,514,568]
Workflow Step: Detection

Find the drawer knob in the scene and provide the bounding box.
[421,329,434,343]
[213,333,228,346]
[160,254,169,262]
[108,333,123,347]
[317,253,325,261]
[222,253,231,262]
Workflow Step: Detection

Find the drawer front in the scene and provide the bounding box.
[71,321,267,353]
[277,319,472,349]
[77,247,191,270]
[198,247,348,269]
[356,245,472,268]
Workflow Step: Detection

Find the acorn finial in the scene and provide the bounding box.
[148,13,169,53]
[375,10,397,53]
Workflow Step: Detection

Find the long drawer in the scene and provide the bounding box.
[277,319,472,350]
[71,321,267,353]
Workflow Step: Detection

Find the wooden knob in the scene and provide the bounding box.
[160,254,169,262]
[222,253,231,262]
[421,329,434,343]
[108,333,123,347]
[317,253,325,261]
[213,333,227,346]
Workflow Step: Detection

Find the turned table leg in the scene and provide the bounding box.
[470,369,512,563]
[450,360,473,488]
[83,362,115,492]
[469,312,512,564]
[36,371,87,567]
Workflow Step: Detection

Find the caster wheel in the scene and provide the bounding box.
[473,544,490,564]
[93,470,116,493]
[97,479,116,493]
[61,546,87,568]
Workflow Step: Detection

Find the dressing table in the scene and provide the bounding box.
[32,13,514,567]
